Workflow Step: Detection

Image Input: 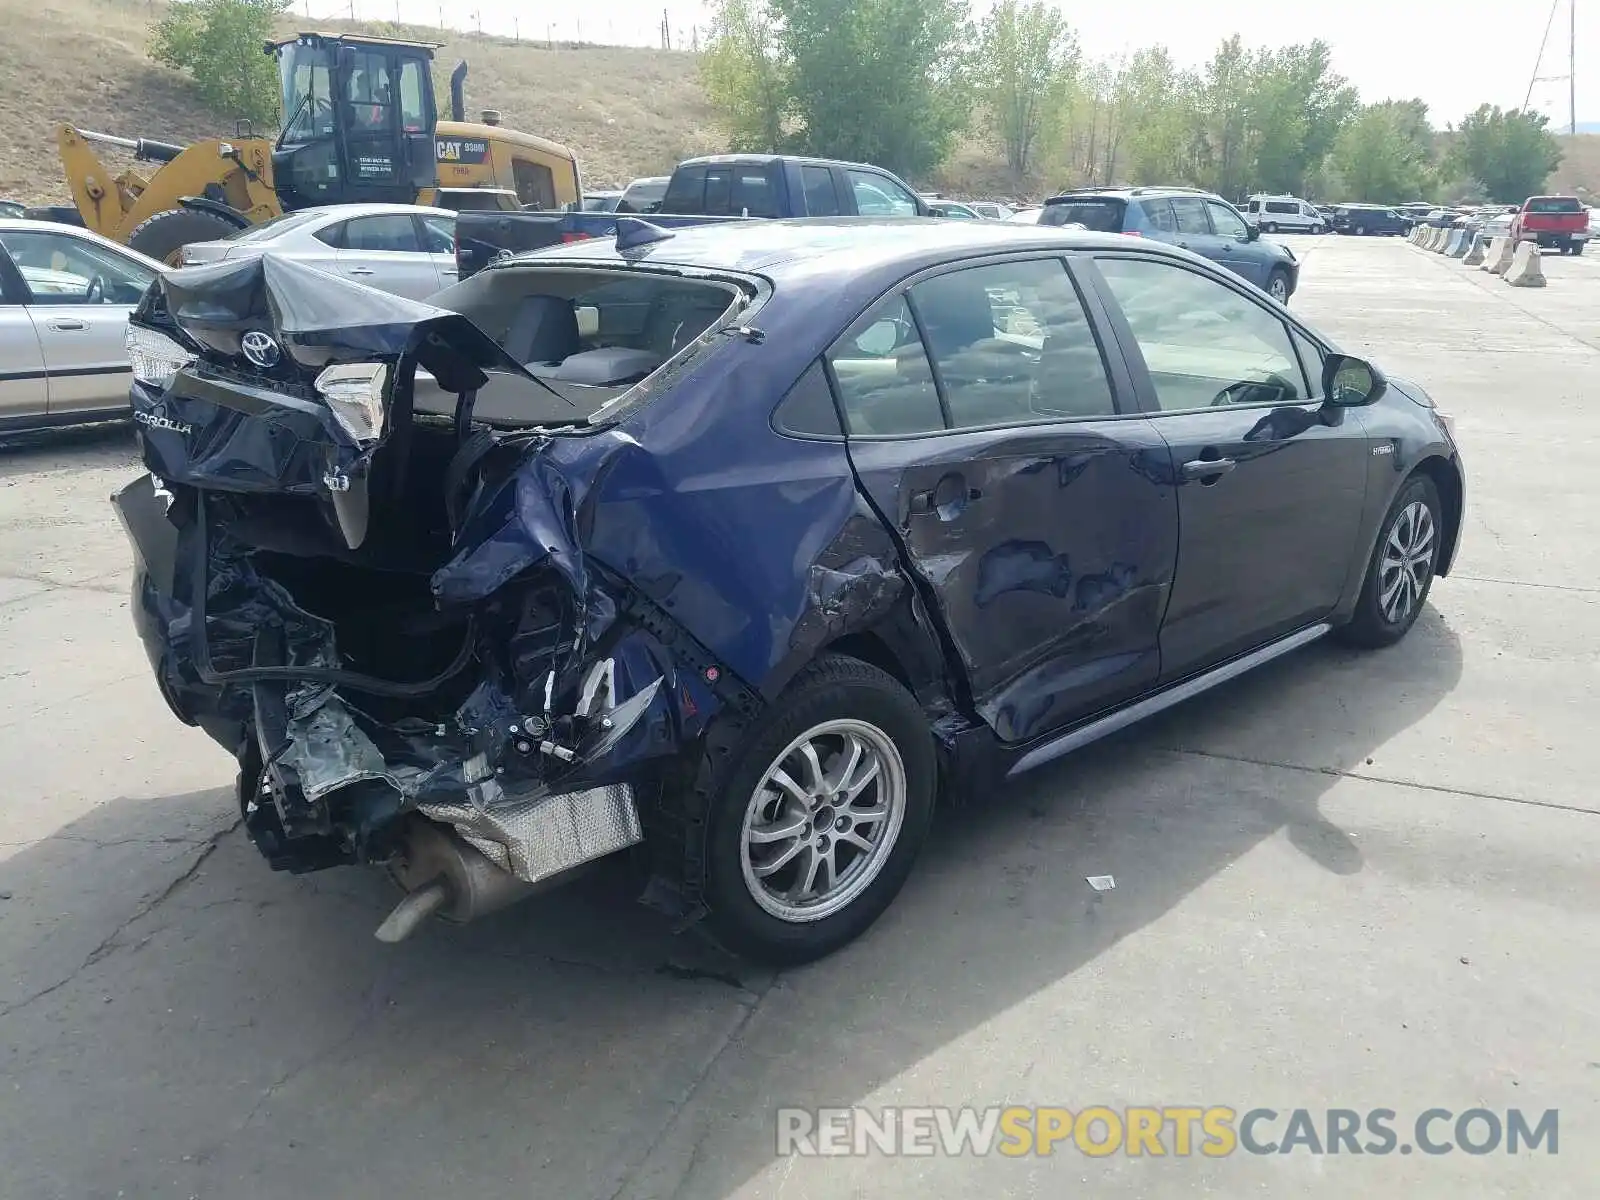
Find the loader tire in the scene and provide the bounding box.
[127,207,244,266]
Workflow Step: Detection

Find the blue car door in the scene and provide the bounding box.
[1202,198,1271,288]
[831,254,1180,743]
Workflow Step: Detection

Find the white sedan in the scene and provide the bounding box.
[0,219,164,432]
[180,203,460,301]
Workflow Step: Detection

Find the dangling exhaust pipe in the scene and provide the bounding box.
[375,817,538,943]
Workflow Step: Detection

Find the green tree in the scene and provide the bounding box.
[1197,36,1253,198]
[765,0,974,179]
[701,0,790,152]
[1331,100,1435,202]
[1450,105,1564,202]
[974,0,1077,178]
[150,0,290,126]
[1118,48,1199,185]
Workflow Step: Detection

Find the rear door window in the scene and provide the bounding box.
[730,168,778,217]
[1527,197,1583,213]
[339,214,422,252]
[660,167,707,213]
[1040,199,1125,231]
[1140,200,1177,233]
[911,258,1117,427]
[1170,197,1212,235]
[801,166,841,216]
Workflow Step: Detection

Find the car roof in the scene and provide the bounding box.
[293,202,455,220]
[1043,187,1221,204]
[522,216,1172,281]
[0,218,167,271]
[675,153,900,174]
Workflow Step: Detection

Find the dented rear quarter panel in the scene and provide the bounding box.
[465,261,931,702]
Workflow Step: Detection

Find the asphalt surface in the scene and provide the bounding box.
[1,234,1596,1199]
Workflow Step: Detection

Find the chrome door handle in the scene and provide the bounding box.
[347,267,375,276]
[1182,457,1237,480]
[47,318,86,331]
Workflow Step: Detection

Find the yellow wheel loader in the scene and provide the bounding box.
[51,32,583,264]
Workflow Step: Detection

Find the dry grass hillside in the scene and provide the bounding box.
[0,0,721,205]
[1,0,1595,209]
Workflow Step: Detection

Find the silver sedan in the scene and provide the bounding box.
[179,203,460,301]
[0,219,164,433]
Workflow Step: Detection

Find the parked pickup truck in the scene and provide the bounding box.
[455,153,934,278]
[1511,196,1588,255]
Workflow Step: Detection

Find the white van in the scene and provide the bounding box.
[1243,194,1327,234]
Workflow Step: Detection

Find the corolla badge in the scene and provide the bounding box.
[241,330,282,369]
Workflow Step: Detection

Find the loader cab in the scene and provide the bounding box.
[269,33,439,211]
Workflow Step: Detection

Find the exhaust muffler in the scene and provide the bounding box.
[375,818,542,943]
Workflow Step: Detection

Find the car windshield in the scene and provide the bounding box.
[227,210,329,244]
[1040,199,1124,231]
[416,265,749,426]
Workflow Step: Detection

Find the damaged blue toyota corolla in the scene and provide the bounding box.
[112,217,1464,964]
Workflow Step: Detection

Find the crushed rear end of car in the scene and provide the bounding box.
[114,252,768,940]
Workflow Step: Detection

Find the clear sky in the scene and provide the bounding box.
[335,0,1594,130]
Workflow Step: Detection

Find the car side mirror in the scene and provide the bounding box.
[1244,223,1260,242]
[1322,353,1387,407]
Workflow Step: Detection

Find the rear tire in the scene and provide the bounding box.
[1573,241,1586,256]
[1336,474,1442,649]
[1263,221,1277,233]
[127,207,246,266]
[697,655,936,965]
[1354,223,1367,236]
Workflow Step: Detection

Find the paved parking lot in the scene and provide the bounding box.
[1,233,1596,1198]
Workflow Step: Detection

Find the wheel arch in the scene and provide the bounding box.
[1411,454,1464,577]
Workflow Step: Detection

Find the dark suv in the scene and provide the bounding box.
[1329,204,1408,237]
[1039,187,1299,303]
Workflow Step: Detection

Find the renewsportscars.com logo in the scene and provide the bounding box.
[775,1106,1559,1158]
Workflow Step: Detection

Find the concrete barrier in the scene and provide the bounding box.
[1503,240,1546,287]
[1484,236,1516,274]
[1448,229,1471,258]
[1442,229,1463,254]
[1423,228,1439,250]
[1462,234,1487,266]
[1433,228,1452,252]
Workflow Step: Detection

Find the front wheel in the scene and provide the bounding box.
[698,655,936,964]
[1336,474,1442,649]
[1263,222,1277,234]
[1573,241,1586,256]
[1354,224,1367,236]
[1266,268,1291,305]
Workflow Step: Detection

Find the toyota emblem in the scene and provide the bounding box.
[241,330,281,369]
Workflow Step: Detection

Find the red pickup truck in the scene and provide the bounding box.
[1511,196,1589,255]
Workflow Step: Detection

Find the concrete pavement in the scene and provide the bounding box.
[0,233,1596,1198]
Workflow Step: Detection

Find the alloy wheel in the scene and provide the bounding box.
[1269,275,1289,303]
[1378,500,1436,624]
[739,719,907,923]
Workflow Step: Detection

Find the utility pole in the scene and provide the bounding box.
[1525,0,1577,133]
